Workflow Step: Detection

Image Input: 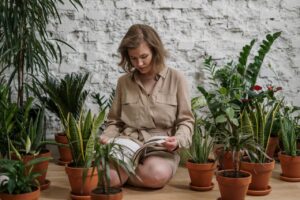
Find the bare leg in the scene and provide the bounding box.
[108,164,129,187]
[127,156,174,189]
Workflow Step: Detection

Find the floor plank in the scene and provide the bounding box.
[41,162,300,200]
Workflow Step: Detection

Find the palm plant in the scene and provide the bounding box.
[0,0,82,107]
[31,72,89,121]
[91,141,134,196]
[216,109,261,176]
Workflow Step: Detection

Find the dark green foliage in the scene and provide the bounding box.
[91,89,116,112]
[280,106,300,156]
[31,72,89,121]
[63,110,105,167]
[0,157,51,194]
[188,96,215,163]
[91,142,134,194]
[0,0,82,106]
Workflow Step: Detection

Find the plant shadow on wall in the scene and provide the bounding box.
[197,32,282,200]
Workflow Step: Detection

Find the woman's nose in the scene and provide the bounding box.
[137,58,143,66]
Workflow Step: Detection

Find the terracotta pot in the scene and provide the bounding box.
[266,136,279,158]
[65,165,98,196]
[70,192,91,200]
[55,132,72,165]
[0,187,40,200]
[12,149,52,190]
[279,152,300,181]
[240,159,274,195]
[91,188,123,200]
[186,160,216,191]
[214,148,233,170]
[216,170,251,200]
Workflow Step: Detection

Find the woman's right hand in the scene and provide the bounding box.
[99,135,110,144]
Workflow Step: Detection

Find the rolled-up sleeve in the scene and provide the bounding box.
[102,79,123,138]
[174,72,194,149]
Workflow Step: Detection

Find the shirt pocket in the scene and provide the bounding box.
[121,95,140,126]
[155,93,178,126]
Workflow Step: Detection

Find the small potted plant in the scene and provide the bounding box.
[31,72,89,165]
[215,109,258,200]
[0,157,51,200]
[89,140,134,200]
[240,99,282,196]
[6,97,54,190]
[62,109,105,199]
[185,96,216,191]
[278,109,300,182]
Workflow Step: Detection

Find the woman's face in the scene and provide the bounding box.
[128,41,153,76]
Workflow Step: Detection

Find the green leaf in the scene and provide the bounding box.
[216,115,227,123]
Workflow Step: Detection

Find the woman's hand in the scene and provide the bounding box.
[163,136,179,152]
[99,135,110,144]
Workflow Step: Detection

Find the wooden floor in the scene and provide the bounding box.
[41,161,300,200]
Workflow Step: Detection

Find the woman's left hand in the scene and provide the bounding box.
[163,136,179,152]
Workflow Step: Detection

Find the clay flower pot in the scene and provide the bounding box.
[240,159,275,196]
[65,165,98,196]
[91,187,123,200]
[0,187,40,200]
[55,132,73,165]
[279,152,300,182]
[186,160,216,191]
[214,148,233,170]
[216,170,252,200]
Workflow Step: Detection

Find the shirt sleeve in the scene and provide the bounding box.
[102,78,123,138]
[174,72,195,149]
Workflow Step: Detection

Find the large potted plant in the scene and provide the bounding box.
[278,109,300,182]
[198,32,281,200]
[198,32,281,172]
[185,96,216,191]
[0,157,51,200]
[10,99,54,190]
[0,0,82,108]
[32,72,89,165]
[240,99,282,196]
[90,140,134,200]
[62,109,105,200]
[214,109,260,200]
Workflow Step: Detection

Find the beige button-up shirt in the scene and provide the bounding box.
[102,67,194,148]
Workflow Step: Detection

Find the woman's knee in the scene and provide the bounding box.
[137,157,173,188]
[109,167,129,187]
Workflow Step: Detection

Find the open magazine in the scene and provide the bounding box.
[108,136,168,168]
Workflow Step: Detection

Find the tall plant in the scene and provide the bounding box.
[0,0,82,107]
[198,32,281,129]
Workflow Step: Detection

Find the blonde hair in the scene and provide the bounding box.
[118,24,168,73]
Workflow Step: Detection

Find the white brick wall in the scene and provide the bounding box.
[45,0,300,136]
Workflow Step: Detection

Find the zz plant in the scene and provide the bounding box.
[198,32,281,132]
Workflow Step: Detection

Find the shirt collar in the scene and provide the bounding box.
[131,66,169,81]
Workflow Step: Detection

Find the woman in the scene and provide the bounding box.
[100,24,194,189]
